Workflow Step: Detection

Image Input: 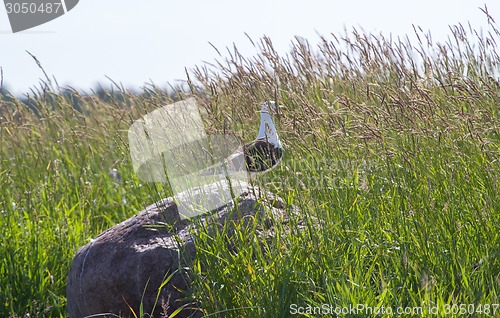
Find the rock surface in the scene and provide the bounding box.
[66,183,299,318]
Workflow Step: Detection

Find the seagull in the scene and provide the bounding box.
[243,101,284,172]
[199,101,284,177]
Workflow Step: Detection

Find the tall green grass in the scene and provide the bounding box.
[0,86,180,316]
[1,11,499,317]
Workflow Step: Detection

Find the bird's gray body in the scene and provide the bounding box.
[244,139,284,172]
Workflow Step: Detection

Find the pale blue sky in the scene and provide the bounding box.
[0,0,498,95]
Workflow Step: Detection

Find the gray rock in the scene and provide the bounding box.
[66,183,300,318]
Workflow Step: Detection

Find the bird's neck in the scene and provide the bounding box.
[257,112,281,147]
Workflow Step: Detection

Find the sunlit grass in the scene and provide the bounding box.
[1,10,499,317]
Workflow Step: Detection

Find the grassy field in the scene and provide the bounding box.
[1,15,499,318]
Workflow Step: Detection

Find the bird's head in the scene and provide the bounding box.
[260,101,278,114]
